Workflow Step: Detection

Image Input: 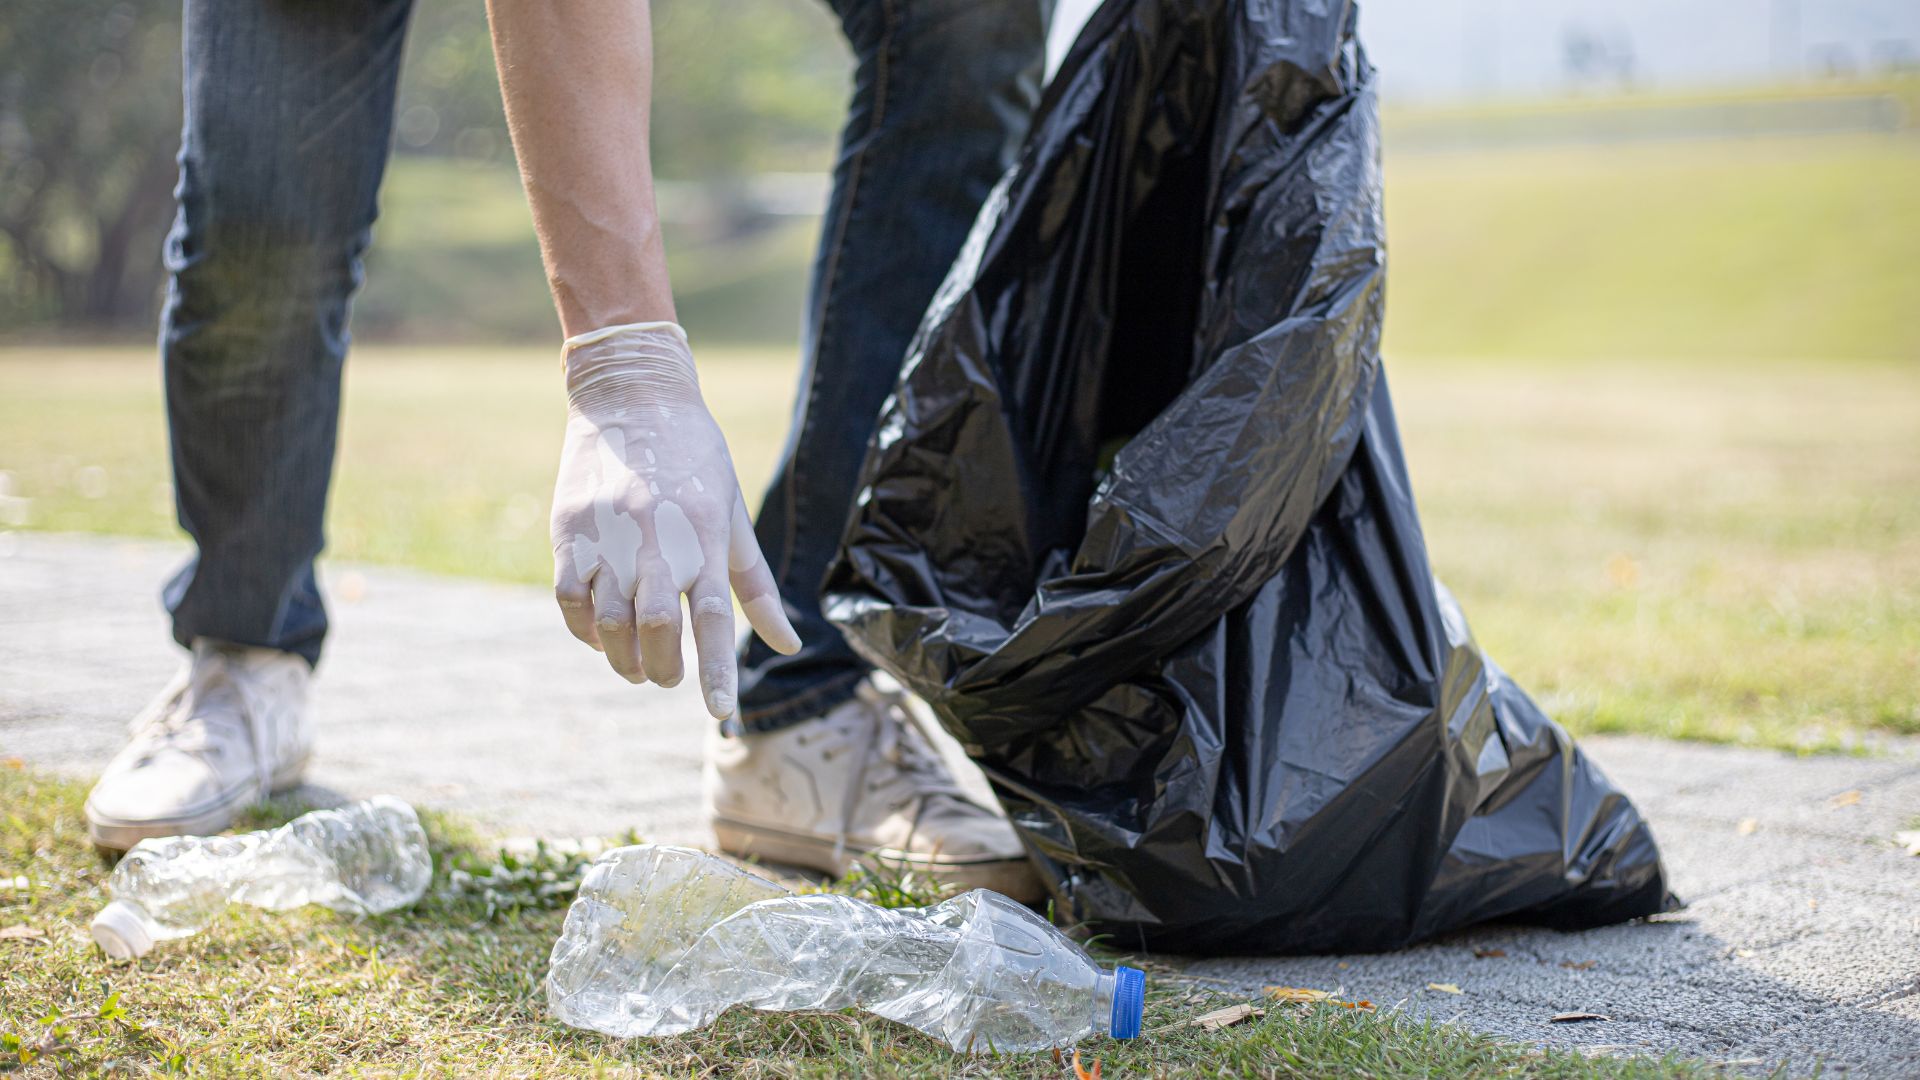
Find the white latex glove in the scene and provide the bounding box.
[551,322,801,719]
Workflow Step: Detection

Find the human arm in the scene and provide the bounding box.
[486,1,801,717]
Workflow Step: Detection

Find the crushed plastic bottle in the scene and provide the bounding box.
[546,844,1145,1053]
[90,796,432,959]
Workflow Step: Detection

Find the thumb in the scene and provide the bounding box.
[727,494,801,655]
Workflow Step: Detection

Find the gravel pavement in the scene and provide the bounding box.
[3,533,1916,1075]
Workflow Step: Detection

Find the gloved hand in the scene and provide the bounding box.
[550,322,801,719]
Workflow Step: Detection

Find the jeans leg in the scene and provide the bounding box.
[736,0,1049,731]
[162,0,414,667]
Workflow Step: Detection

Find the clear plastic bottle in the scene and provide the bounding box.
[546,844,1145,1052]
[90,796,432,959]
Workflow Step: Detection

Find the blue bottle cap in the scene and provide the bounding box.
[1109,965,1145,1039]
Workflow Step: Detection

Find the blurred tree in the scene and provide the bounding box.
[0,0,847,335]
[391,0,848,176]
[392,0,512,164]
[0,1,182,331]
[649,0,848,178]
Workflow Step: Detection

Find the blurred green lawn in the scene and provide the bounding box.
[1382,132,1919,363]
[3,95,1916,753]
[4,345,1914,753]
[356,127,1920,362]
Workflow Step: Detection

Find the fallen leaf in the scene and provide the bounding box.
[1189,1004,1264,1031]
[1829,789,1861,808]
[1072,1048,1101,1080]
[1263,986,1372,1010]
[1550,1012,1611,1024]
[0,924,44,942]
[1427,983,1464,995]
[1736,818,1759,836]
[1808,898,1820,911]
[1336,961,1350,970]
[1560,960,1597,971]
[1,757,23,770]
[1474,948,1507,959]
[1894,830,1920,857]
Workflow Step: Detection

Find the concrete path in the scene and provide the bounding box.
[3,533,1916,1075]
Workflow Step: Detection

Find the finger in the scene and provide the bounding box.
[689,569,737,720]
[634,561,685,688]
[729,495,801,655]
[590,568,646,684]
[553,544,602,651]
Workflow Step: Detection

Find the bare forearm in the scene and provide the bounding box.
[486,0,674,337]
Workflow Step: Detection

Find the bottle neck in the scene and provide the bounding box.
[91,898,158,959]
[1092,971,1117,1036]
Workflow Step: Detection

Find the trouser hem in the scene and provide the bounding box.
[736,668,866,734]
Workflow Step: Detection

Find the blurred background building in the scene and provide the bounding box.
[1363,0,1918,100]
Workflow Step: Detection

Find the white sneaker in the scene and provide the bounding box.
[705,677,1044,902]
[84,639,313,851]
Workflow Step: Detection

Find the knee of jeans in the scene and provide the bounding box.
[162,216,366,391]
[164,189,369,337]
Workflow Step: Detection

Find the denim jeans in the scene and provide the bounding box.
[160,0,1046,732]
[736,0,1048,730]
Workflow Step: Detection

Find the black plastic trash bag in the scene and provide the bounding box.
[823,0,1676,954]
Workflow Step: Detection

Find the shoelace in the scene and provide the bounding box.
[869,699,968,804]
[129,649,278,797]
[828,684,974,865]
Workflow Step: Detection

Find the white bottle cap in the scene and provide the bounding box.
[90,899,155,960]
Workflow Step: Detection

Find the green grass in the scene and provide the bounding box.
[1,81,1903,1078]
[349,89,1920,363]
[0,767,1743,1077]
[1375,81,1920,364]
[1382,132,1920,364]
[3,346,1915,752]
[0,345,798,587]
[1396,358,1920,750]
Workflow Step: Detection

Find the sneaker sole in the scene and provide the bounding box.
[85,752,312,852]
[711,816,1046,904]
